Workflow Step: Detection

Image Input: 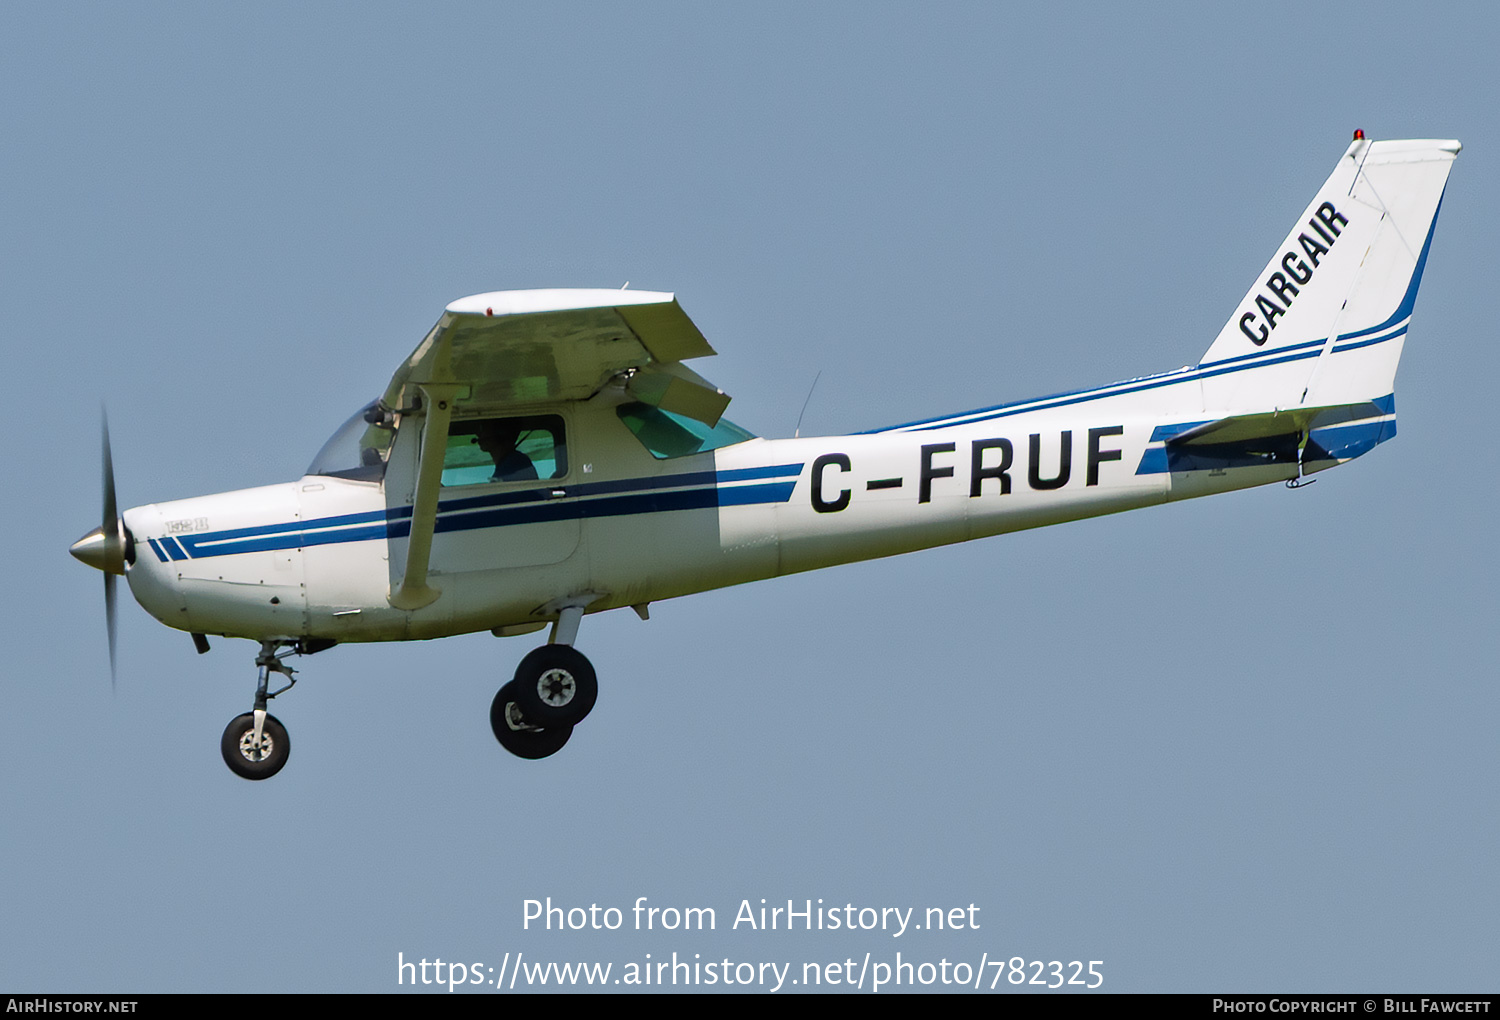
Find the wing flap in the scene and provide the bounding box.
[627,362,731,427]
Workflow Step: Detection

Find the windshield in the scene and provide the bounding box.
[306,402,395,481]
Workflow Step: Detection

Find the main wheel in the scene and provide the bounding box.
[490,682,573,760]
[512,644,598,727]
[221,712,290,780]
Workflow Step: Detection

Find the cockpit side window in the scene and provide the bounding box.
[442,414,568,487]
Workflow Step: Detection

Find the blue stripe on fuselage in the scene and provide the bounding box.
[169,463,804,560]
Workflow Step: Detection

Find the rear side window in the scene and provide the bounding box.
[616,402,755,459]
[441,415,567,486]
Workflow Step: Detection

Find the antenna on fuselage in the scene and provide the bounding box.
[794,370,822,439]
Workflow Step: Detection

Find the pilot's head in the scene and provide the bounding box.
[472,420,521,457]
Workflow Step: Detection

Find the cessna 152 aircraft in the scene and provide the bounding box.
[71,134,1459,779]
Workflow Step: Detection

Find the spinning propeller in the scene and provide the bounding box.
[69,410,131,685]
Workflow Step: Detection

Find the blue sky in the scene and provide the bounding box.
[4,3,1496,992]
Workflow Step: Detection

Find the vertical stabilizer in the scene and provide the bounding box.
[1198,137,1459,414]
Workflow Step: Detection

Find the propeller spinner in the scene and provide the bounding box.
[69,410,132,683]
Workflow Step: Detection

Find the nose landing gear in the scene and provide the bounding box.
[220,640,299,780]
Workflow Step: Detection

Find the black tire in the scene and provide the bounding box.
[220,712,290,780]
[512,644,598,727]
[490,682,573,760]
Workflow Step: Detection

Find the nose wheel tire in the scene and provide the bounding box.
[221,712,290,780]
[512,645,597,727]
[491,681,573,759]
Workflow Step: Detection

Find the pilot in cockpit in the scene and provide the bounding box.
[473,420,539,482]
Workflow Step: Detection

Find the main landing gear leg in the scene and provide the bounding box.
[221,640,296,780]
[550,604,585,647]
[490,603,599,760]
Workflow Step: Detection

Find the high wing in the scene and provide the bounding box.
[383,288,729,609]
[380,288,728,421]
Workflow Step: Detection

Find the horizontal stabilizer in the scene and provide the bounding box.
[1165,401,1387,447]
[1137,396,1396,476]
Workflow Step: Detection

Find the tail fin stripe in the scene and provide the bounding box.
[1200,336,1328,371]
[1194,347,1324,382]
[1332,190,1444,344]
[1333,323,1407,355]
[1198,317,1409,371]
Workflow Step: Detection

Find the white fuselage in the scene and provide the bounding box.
[119,342,1397,645]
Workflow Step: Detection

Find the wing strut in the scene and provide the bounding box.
[389,336,467,611]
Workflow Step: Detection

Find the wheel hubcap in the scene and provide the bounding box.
[238,729,273,762]
[537,668,576,707]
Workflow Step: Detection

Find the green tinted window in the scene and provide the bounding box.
[442,415,567,486]
[616,402,756,459]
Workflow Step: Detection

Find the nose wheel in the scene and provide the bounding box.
[221,712,290,779]
[220,640,300,780]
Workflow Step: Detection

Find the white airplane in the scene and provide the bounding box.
[72,134,1460,779]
